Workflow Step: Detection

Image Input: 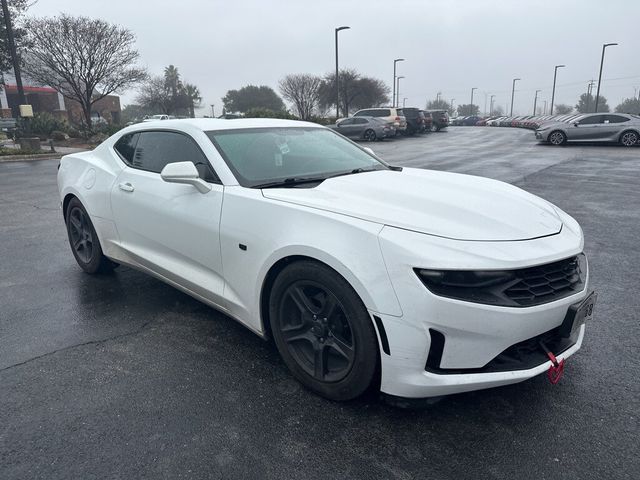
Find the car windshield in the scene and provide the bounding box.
[206,127,388,187]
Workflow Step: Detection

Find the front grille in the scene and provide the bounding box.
[504,255,584,307]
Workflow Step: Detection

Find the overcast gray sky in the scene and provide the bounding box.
[29,0,640,116]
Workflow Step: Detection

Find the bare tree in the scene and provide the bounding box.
[278,74,322,120]
[22,14,147,129]
[136,75,173,114]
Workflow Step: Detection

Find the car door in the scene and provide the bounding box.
[602,114,632,141]
[570,115,603,141]
[336,118,357,137]
[110,130,227,307]
[352,117,369,137]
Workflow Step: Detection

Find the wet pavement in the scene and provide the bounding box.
[1,128,638,479]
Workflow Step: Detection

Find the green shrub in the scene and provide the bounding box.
[22,112,69,136]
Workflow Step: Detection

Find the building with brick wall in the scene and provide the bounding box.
[0,75,121,124]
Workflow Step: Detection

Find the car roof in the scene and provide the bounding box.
[125,118,320,133]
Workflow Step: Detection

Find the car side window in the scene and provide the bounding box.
[578,115,602,125]
[126,131,219,183]
[339,118,354,126]
[374,109,390,117]
[114,133,140,163]
[606,115,629,123]
[354,118,368,125]
[354,110,370,117]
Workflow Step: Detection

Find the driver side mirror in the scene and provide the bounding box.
[160,161,212,194]
[574,122,579,127]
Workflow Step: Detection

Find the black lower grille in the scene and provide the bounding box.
[425,324,579,374]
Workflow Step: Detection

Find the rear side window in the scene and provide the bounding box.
[605,115,629,123]
[119,131,219,182]
[373,109,391,117]
[354,118,368,124]
[114,133,139,163]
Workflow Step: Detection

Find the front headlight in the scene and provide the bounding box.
[414,253,586,307]
[415,269,517,306]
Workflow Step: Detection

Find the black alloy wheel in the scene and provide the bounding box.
[65,198,117,274]
[68,206,94,264]
[270,261,378,401]
[364,129,377,142]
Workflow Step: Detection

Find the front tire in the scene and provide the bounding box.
[65,198,117,274]
[548,130,567,146]
[619,130,639,147]
[269,261,378,401]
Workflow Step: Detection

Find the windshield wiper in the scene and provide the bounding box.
[252,176,327,189]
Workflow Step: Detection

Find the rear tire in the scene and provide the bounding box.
[65,198,117,274]
[619,130,639,147]
[269,261,378,401]
[363,129,377,142]
[548,130,566,146]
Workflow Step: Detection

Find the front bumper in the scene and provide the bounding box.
[374,221,588,398]
[535,130,548,140]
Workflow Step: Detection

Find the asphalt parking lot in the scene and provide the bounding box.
[1,127,638,480]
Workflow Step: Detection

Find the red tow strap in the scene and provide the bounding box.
[539,341,565,384]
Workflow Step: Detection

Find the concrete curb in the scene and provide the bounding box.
[0,153,62,163]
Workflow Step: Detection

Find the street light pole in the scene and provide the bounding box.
[403,97,407,108]
[595,43,617,113]
[533,90,541,115]
[396,76,404,108]
[210,104,215,117]
[470,87,477,115]
[450,98,455,115]
[392,58,404,108]
[334,26,350,119]
[489,95,495,115]
[550,64,565,116]
[510,78,521,116]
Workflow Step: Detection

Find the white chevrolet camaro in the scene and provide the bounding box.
[57,118,596,401]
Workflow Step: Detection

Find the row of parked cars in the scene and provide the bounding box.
[450,113,640,146]
[330,108,450,141]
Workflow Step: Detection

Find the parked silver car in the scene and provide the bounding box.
[330,116,394,141]
[535,113,640,146]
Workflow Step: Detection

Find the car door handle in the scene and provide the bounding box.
[118,182,135,192]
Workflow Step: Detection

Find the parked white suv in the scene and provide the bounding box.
[354,108,407,135]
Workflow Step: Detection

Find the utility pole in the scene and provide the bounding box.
[1,0,26,105]
[489,95,495,115]
[483,92,487,116]
[586,80,595,113]
[450,98,455,115]
[543,100,547,115]
[510,78,520,116]
[470,87,477,115]
[210,104,215,117]
[533,90,541,115]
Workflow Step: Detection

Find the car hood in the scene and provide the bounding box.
[261,168,563,241]
[538,121,569,130]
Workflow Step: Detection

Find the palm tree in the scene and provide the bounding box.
[164,65,181,102]
[182,83,202,118]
